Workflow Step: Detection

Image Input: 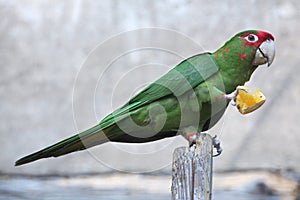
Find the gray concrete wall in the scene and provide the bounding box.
[1,0,299,174]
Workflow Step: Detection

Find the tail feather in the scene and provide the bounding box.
[15,125,113,166]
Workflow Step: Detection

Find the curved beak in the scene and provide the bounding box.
[252,39,275,67]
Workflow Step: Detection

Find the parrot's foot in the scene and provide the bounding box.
[224,86,244,106]
[186,133,223,156]
[212,135,223,157]
[224,91,237,106]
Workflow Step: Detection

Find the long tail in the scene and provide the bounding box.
[15,125,114,166]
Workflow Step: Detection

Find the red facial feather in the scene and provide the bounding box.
[239,53,247,60]
[241,31,275,48]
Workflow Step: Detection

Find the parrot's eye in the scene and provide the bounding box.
[245,34,259,43]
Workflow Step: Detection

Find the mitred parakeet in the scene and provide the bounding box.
[15,30,275,166]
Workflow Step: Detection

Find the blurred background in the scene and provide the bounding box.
[1,0,299,199]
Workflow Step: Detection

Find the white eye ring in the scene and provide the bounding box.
[245,34,259,43]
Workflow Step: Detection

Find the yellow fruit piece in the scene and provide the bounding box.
[236,88,266,114]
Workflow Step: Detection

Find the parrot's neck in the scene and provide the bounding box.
[212,46,258,93]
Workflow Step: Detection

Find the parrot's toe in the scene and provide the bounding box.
[186,133,198,147]
[230,99,237,106]
[212,135,223,157]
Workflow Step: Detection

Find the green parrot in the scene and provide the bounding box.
[15,30,275,166]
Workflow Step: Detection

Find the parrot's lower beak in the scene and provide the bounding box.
[252,39,275,67]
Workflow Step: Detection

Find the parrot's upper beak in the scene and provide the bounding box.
[252,39,275,67]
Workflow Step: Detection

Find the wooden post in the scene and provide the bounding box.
[171,133,213,200]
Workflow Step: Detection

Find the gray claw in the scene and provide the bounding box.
[230,99,237,106]
[212,135,223,157]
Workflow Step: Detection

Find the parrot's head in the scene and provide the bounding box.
[236,30,275,67]
[214,30,275,68]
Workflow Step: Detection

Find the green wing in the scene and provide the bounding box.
[101,53,219,127]
[131,53,218,105]
[15,53,219,166]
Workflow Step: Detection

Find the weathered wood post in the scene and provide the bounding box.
[171,133,213,200]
